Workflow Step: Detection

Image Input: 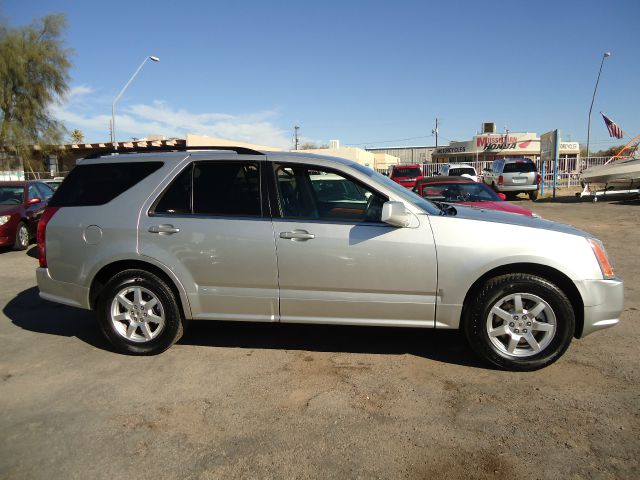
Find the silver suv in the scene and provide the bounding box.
[36,148,623,370]
[483,158,540,200]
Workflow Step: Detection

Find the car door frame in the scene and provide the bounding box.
[263,156,439,327]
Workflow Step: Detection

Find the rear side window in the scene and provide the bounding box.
[49,162,163,207]
[152,162,261,217]
[503,161,536,173]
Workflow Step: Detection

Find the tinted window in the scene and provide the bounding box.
[35,183,54,201]
[154,165,192,214]
[449,167,476,176]
[393,167,422,177]
[275,165,386,222]
[419,182,499,202]
[193,162,261,216]
[503,161,537,173]
[28,184,39,200]
[49,162,163,207]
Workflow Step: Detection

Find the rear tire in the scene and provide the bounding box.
[13,222,29,250]
[97,269,184,355]
[529,190,539,201]
[462,273,574,371]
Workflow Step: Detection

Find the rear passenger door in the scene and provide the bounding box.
[138,158,279,322]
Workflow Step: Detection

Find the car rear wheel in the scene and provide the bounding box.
[97,269,184,355]
[463,273,574,371]
[529,190,539,201]
[13,221,29,250]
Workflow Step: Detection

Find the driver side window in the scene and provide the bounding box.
[274,164,387,222]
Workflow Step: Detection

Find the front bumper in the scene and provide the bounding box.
[36,267,91,310]
[576,278,624,338]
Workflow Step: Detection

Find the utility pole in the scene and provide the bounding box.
[432,118,439,149]
[294,125,300,150]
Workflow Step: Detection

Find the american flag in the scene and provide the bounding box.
[601,112,624,139]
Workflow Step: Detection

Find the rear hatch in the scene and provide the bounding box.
[502,160,537,186]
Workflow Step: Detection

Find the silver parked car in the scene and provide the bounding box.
[482,158,540,200]
[36,148,623,370]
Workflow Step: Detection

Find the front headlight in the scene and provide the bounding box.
[0,215,11,226]
[588,238,615,279]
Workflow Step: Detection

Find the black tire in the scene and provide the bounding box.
[97,269,184,355]
[462,274,574,371]
[13,221,29,250]
[504,192,517,200]
[529,190,539,201]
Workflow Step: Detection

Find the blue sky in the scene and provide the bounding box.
[4,0,639,151]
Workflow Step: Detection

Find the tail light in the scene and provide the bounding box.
[37,207,59,268]
[498,175,504,186]
[536,174,541,185]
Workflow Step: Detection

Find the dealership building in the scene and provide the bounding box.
[431,131,580,164]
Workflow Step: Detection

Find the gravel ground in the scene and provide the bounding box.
[0,194,638,479]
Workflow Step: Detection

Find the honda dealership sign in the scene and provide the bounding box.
[434,132,579,156]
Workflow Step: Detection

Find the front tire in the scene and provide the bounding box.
[13,221,29,250]
[463,274,574,371]
[97,269,184,355]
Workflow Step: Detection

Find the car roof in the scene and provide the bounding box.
[0,181,28,187]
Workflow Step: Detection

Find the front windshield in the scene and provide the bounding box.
[420,182,500,203]
[0,186,24,205]
[351,164,440,214]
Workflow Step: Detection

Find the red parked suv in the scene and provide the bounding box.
[389,164,424,189]
[0,181,54,250]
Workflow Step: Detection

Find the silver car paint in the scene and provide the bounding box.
[37,150,622,339]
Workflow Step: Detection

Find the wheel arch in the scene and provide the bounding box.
[89,259,191,319]
[461,263,585,338]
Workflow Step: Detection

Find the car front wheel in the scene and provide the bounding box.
[463,273,574,371]
[97,269,184,355]
[13,221,29,250]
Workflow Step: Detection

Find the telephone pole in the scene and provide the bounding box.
[432,118,439,149]
[294,125,300,150]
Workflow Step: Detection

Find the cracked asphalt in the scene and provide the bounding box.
[1,195,638,479]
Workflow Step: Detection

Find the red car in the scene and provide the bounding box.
[389,164,424,189]
[0,181,54,250]
[413,176,535,216]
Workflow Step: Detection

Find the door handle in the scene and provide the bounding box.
[148,224,180,235]
[279,230,315,241]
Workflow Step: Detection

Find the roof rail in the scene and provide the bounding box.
[82,145,264,160]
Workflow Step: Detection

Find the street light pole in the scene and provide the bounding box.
[111,55,160,151]
[586,52,610,158]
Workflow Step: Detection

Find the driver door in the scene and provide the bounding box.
[271,162,438,327]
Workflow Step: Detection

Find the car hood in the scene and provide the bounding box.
[0,204,21,215]
[435,203,590,238]
[457,200,533,216]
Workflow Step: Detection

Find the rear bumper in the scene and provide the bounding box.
[497,185,538,193]
[36,267,91,310]
[576,278,624,338]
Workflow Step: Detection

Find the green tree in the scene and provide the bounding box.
[0,14,71,151]
[70,128,84,144]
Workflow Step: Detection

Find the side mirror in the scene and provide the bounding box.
[28,197,41,205]
[381,201,411,227]
[498,193,507,200]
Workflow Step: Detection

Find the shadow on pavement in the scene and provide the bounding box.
[26,245,39,259]
[4,287,111,351]
[5,287,488,369]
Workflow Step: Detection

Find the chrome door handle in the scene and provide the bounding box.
[148,224,180,235]
[279,230,315,241]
